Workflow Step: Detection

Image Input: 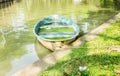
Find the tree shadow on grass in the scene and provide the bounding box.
[64,54,120,76]
[45,46,120,76]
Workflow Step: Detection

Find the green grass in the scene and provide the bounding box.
[46,36,72,41]
[39,20,120,76]
[39,26,75,32]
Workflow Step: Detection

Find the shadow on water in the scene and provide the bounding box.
[113,0,120,10]
[0,0,22,9]
[0,0,13,3]
[0,0,14,9]
[77,10,118,33]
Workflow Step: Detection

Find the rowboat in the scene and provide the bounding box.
[33,15,80,51]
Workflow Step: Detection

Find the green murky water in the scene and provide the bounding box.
[0,0,119,76]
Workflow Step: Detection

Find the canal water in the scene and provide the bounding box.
[0,0,119,76]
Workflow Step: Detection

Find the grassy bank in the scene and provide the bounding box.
[39,20,120,76]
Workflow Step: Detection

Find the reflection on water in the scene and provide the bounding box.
[81,22,90,33]
[0,0,14,9]
[35,39,52,58]
[7,44,39,76]
[0,0,120,76]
